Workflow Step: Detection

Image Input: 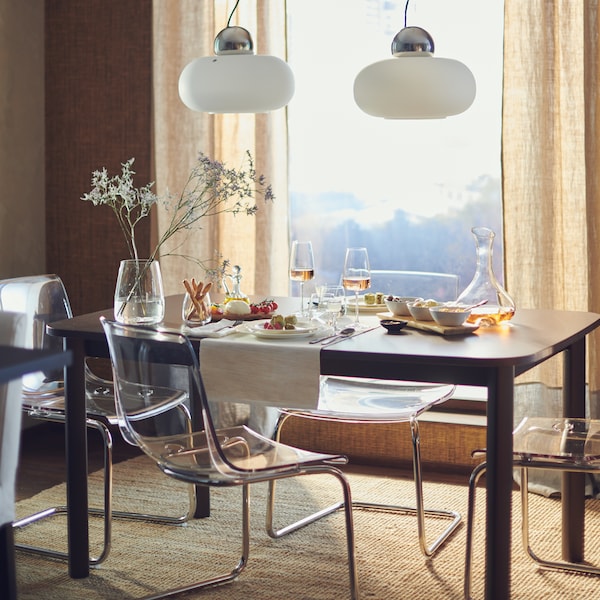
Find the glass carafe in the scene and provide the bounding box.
[222,265,249,303]
[456,227,515,326]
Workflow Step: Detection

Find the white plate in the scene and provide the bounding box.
[244,320,321,339]
[348,298,387,313]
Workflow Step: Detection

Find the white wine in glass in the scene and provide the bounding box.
[342,247,371,328]
[289,240,315,316]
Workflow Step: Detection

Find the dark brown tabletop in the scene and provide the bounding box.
[48,298,600,599]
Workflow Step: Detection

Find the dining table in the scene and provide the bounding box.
[47,294,600,600]
[0,345,72,600]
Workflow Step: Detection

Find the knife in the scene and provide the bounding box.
[320,325,380,346]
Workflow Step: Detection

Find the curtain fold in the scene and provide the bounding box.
[503,0,600,393]
[152,0,290,298]
[504,0,600,494]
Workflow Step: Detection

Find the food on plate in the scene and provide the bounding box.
[411,299,440,308]
[182,278,212,322]
[224,300,251,316]
[211,298,279,319]
[363,292,384,305]
[263,314,297,330]
[249,299,278,315]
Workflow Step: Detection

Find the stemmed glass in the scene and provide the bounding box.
[342,247,371,329]
[289,240,315,317]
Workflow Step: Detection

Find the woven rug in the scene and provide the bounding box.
[13,456,600,599]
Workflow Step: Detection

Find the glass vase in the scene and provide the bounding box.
[182,290,212,327]
[456,227,515,326]
[114,259,165,325]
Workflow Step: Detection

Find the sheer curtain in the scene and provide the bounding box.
[503,0,600,494]
[152,0,290,298]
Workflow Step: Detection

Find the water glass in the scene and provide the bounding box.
[320,285,346,332]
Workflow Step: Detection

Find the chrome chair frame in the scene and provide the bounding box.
[101,317,359,599]
[266,378,461,557]
[0,274,196,565]
[464,417,600,599]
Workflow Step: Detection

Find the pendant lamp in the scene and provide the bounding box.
[353,3,476,119]
[178,2,294,114]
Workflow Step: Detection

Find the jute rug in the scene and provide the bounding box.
[13,456,600,599]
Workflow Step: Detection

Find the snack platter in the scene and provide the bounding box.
[210,298,278,322]
[211,310,274,322]
[376,312,479,336]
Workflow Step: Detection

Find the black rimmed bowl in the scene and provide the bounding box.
[379,319,408,334]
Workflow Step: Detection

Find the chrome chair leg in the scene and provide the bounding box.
[267,414,461,558]
[463,460,487,599]
[464,461,600,600]
[14,416,113,564]
[520,466,600,575]
[14,416,196,566]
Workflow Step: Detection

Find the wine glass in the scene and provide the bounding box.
[320,285,346,332]
[342,247,371,328]
[289,241,315,317]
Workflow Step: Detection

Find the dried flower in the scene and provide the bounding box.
[81,151,274,280]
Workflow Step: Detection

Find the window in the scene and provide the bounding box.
[287,0,505,294]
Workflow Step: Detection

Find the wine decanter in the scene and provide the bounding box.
[456,227,515,326]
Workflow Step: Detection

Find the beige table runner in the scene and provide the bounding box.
[199,331,322,410]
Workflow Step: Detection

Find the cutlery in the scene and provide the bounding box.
[309,327,355,345]
[320,325,380,346]
[214,319,243,332]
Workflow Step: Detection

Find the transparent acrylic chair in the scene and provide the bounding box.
[0,274,196,565]
[267,377,461,557]
[0,311,26,600]
[464,416,600,599]
[100,317,359,599]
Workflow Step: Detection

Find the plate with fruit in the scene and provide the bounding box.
[244,314,322,339]
[211,299,279,321]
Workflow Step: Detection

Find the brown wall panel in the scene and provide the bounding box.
[45,0,153,315]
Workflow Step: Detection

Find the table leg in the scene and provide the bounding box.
[0,523,17,600]
[562,338,586,562]
[484,366,514,600]
[64,338,89,578]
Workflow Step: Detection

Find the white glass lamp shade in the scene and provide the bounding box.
[354,26,476,120]
[178,54,295,114]
[354,55,476,119]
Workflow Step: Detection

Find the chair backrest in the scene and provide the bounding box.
[101,317,307,481]
[368,270,460,302]
[0,312,27,526]
[100,317,248,478]
[0,275,72,391]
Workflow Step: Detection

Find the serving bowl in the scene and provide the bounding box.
[384,296,421,317]
[429,304,472,327]
[406,299,440,321]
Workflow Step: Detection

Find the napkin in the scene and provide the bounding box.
[159,320,242,339]
[200,332,321,410]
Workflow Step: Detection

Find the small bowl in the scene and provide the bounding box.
[407,299,440,322]
[429,304,472,327]
[384,296,421,317]
[379,319,408,334]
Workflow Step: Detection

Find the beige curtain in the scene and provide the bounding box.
[503,0,600,395]
[152,0,290,298]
